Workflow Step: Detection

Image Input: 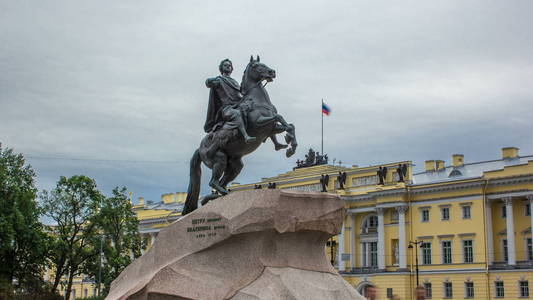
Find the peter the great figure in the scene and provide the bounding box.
[204,59,256,146]
[182,56,297,215]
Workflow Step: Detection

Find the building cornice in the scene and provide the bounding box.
[409,180,485,194]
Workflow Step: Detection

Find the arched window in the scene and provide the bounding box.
[362,215,378,233]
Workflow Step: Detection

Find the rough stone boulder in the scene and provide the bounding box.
[107,190,363,300]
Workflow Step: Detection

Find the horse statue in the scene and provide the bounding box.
[182,56,297,215]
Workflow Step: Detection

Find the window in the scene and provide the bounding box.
[84,289,88,297]
[463,240,473,263]
[422,242,432,265]
[462,206,471,219]
[495,281,504,298]
[526,203,531,216]
[369,242,378,267]
[444,282,453,298]
[424,282,432,299]
[362,241,378,267]
[72,289,76,299]
[503,239,508,262]
[441,207,450,220]
[502,205,506,218]
[442,241,452,264]
[422,209,430,222]
[362,215,378,233]
[465,282,474,298]
[520,281,530,298]
[526,238,533,260]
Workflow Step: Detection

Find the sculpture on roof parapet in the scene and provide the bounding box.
[294,148,328,169]
[396,163,408,182]
[337,171,347,189]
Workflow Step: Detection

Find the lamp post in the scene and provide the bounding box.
[328,238,337,266]
[408,240,424,286]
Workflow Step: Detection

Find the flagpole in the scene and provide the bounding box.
[321,99,324,155]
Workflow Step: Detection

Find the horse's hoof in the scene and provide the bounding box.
[286,147,296,157]
[275,144,288,151]
[201,193,221,205]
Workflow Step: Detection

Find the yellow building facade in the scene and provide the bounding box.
[229,146,533,300]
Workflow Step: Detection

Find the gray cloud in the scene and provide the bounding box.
[1,0,532,201]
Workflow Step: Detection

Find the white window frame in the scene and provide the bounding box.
[441,206,450,221]
[465,281,474,298]
[361,215,378,234]
[424,282,432,299]
[463,239,474,263]
[462,205,471,219]
[495,281,505,298]
[421,209,430,222]
[503,239,508,262]
[443,281,453,298]
[519,280,529,298]
[442,240,452,264]
[421,242,432,265]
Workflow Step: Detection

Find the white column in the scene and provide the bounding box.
[377,208,385,269]
[337,219,346,271]
[485,200,494,265]
[503,197,516,266]
[350,213,357,270]
[397,206,408,269]
[528,196,533,253]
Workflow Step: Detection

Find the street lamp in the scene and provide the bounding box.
[327,238,337,266]
[408,240,424,286]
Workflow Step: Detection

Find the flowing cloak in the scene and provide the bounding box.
[203,75,242,133]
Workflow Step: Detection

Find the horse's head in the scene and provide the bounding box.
[242,55,276,94]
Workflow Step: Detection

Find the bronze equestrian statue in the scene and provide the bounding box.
[182,56,297,215]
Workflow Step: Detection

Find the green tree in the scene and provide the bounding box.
[0,143,49,298]
[41,175,103,300]
[85,187,142,296]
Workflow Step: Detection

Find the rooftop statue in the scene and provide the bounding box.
[182,56,297,215]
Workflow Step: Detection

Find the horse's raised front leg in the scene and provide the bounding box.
[269,123,288,150]
[273,113,290,129]
[270,135,288,150]
[256,115,278,126]
[284,123,298,157]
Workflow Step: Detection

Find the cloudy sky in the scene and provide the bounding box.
[1,1,532,203]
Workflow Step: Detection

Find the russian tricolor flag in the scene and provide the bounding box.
[322,102,331,116]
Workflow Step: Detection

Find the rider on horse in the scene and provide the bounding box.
[204,59,287,158]
[204,59,256,158]
[182,56,297,215]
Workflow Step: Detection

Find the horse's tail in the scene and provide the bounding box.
[183,149,202,216]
